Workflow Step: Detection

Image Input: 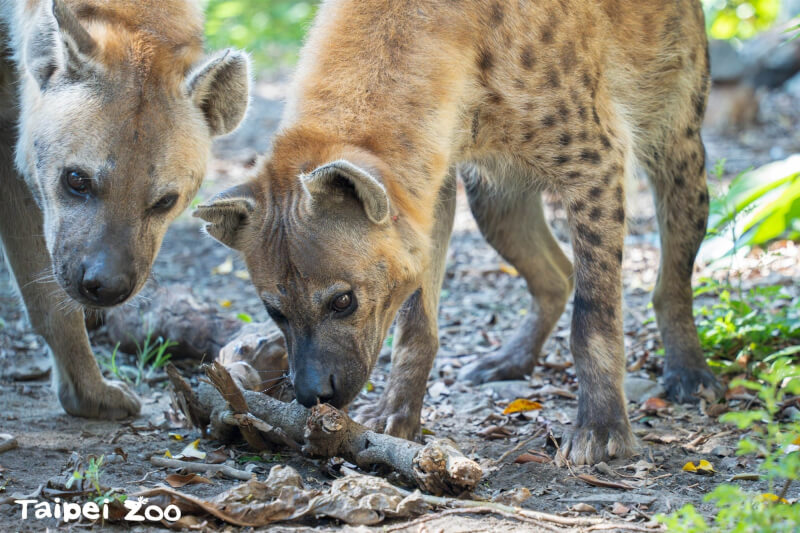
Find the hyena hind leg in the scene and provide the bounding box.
[646,132,723,403]
[458,166,573,385]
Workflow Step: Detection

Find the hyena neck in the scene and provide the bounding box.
[278,1,473,238]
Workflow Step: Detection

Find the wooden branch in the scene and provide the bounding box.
[149,456,253,481]
[168,362,482,495]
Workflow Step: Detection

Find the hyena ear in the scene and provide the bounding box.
[186,49,251,137]
[302,160,390,224]
[193,182,258,250]
[25,0,97,89]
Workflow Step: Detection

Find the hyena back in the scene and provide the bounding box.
[198,0,719,465]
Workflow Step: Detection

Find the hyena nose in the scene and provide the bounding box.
[294,371,336,408]
[78,256,135,306]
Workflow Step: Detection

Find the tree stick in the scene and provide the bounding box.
[168,362,482,495]
[149,456,253,481]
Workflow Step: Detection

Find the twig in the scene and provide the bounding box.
[149,456,253,481]
[777,479,792,502]
[487,428,545,467]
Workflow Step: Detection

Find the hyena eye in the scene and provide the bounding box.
[331,291,356,315]
[62,168,91,197]
[151,194,179,212]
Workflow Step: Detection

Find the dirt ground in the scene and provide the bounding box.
[1,77,799,532]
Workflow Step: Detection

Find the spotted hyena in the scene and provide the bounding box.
[0,0,249,418]
[197,0,721,464]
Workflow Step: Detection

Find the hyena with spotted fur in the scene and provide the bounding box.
[197,0,721,464]
[0,0,248,419]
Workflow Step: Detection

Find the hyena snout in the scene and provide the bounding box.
[292,344,367,409]
[76,249,137,306]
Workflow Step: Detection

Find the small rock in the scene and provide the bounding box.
[711,446,734,458]
[428,381,449,399]
[624,376,664,403]
[570,503,597,513]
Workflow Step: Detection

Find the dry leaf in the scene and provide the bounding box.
[176,439,207,460]
[219,299,232,308]
[166,473,214,488]
[212,257,234,275]
[206,446,228,465]
[682,460,714,475]
[577,474,634,490]
[502,399,543,415]
[492,487,531,505]
[135,465,429,527]
[478,425,514,440]
[498,263,519,277]
[570,503,597,513]
[642,432,680,444]
[758,493,788,504]
[641,397,670,412]
[514,453,550,464]
[611,502,630,515]
[169,433,184,441]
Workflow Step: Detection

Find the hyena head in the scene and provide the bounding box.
[196,142,427,408]
[15,0,249,307]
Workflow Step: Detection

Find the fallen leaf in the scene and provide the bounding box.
[502,399,543,415]
[641,397,670,412]
[498,263,519,277]
[611,502,630,515]
[514,453,550,464]
[730,473,760,481]
[164,449,173,458]
[212,257,234,275]
[166,473,214,488]
[492,487,531,505]
[577,474,634,490]
[169,433,184,441]
[477,425,514,440]
[570,503,597,513]
[206,446,228,465]
[219,299,232,308]
[642,432,680,444]
[113,447,128,462]
[176,439,207,460]
[682,460,714,475]
[421,428,435,436]
[758,493,788,504]
[234,270,250,280]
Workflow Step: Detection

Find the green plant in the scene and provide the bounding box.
[204,0,318,67]
[132,330,177,386]
[67,455,127,506]
[694,280,800,373]
[657,357,800,532]
[702,0,782,40]
[707,157,800,257]
[100,342,124,381]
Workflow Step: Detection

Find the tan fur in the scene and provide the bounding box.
[199,0,719,465]
[0,0,249,419]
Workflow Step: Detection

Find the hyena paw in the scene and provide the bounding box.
[58,378,141,420]
[556,424,636,466]
[458,350,532,385]
[663,365,724,404]
[353,401,420,441]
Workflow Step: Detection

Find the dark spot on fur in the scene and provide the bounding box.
[599,134,611,149]
[477,48,494,72]
[542,115,557,127]
[674,176,685,187]
[559,133,572,146]
[699,190,709,204]
[616,247,623,263]
[554,154,570,165]
[614,206,625,223]
[471,110,480,143]
[491,2,504,23]
[696,217,706,231]
[520,45,535,70]
[541,27,553,44]
[578,130,589,141]
[693,92,705,119]
[574,200,586,212]
[567,171,582,180]
[577,106,587,120]
[148,164,156,177]
[615,184,623,202]
[581,71,593,88]
[590,186,603,199]
[677,160,688,173]
[580,149,601,164]
[546,68,560,88]
[577,223,603,246]
[592,106,601,125]
[590,207,603,220]
[560,42,576,73]
[514,78,526,90]
[488,91,503,104]
[686,126,696,138]
[558,102,570,121]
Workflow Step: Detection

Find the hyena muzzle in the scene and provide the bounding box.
[197,0,722,465]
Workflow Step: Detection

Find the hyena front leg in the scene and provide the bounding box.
[458,166,573,384]
[354,173,457,440]
[0,140,140,419]
[560,171,634,465]
[647,132,722,402]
